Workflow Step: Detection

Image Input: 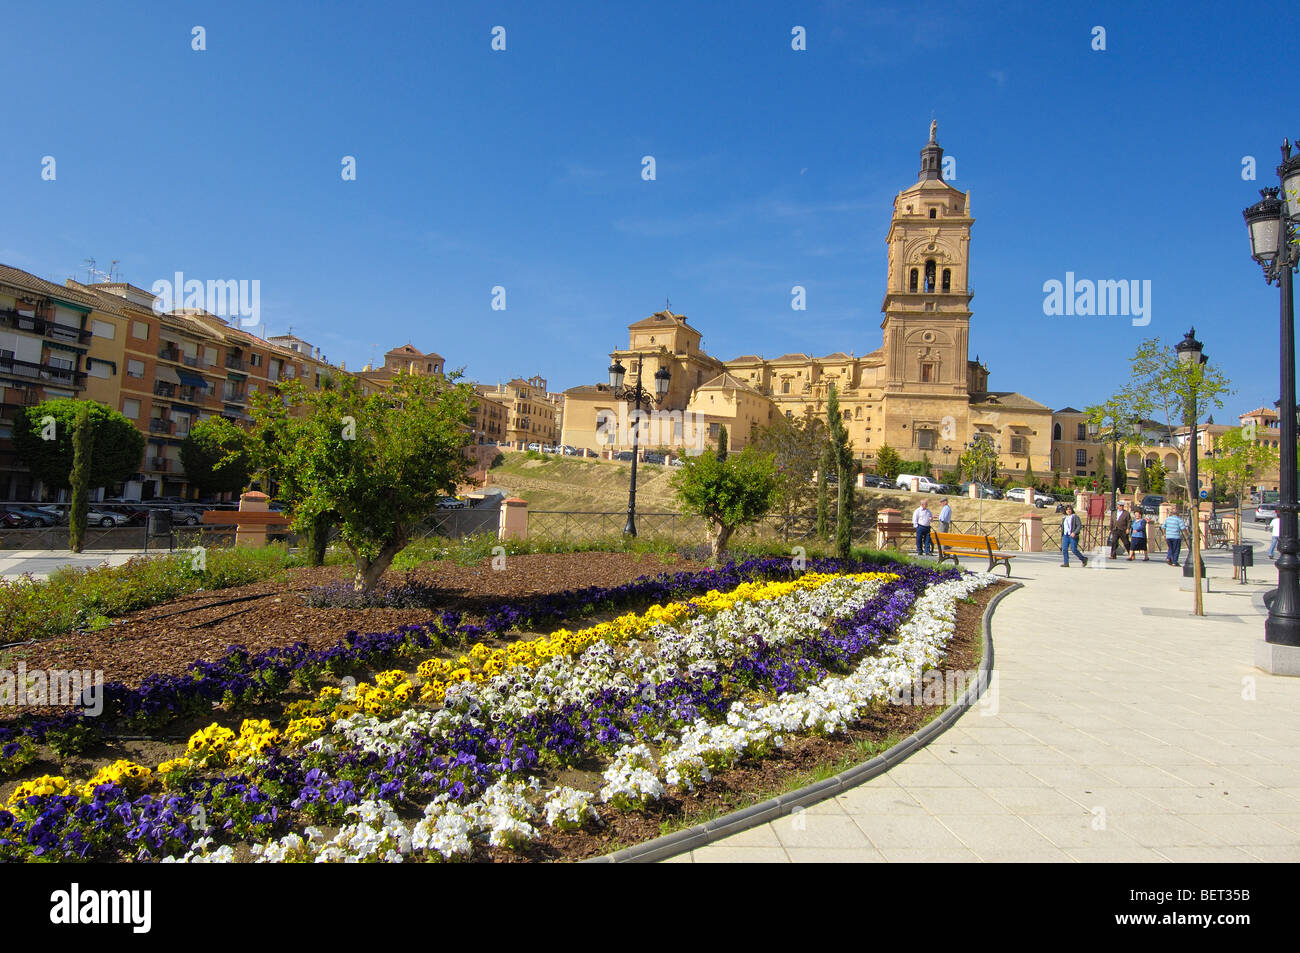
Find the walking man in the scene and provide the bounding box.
[1269,512,1281,560]
[1109,502,1132,559]
[1061,505,1088,567]
[1163,509,1186,565]
[913,499,934,556]
[937,498,952,534]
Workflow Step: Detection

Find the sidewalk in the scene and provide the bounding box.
[0,549,160,581]
[680,521,1300,862]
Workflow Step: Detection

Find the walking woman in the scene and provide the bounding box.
[1129,510,1149,561]
[1061,505,1088,567]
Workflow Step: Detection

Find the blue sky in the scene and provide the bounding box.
[3,0,1296,421]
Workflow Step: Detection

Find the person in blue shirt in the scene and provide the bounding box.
[937,498,953,534]
[1162,511,1186,565]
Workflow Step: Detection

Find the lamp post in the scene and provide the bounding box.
[1243,139,1300,650]
[608,354,671,537]
[1176,327,1207,617]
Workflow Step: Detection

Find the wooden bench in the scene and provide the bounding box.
[932,531,1015,576]
[875,521,911,549]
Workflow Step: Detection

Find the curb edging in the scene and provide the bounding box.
[583,579,1022,863]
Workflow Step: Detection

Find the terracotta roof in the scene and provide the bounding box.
[627,310,700,334]
[771,352,811,362]
[0,264,116,313]
[728,355,764,363]
[970,391,1051,412]
[563,383,615,398]
[698,372,764,394]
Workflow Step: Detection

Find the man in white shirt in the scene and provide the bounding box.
[1270,514,1281,559]
[937,498,952,534]
[913,500,934,555]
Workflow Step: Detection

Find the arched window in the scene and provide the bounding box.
[855,407,862,419]
[843,410,851,421]
[929,208,937,219]
[941,269,951,292]
[1053,423,1062,441]
[909,268,919,292]
[924,260,936,292]
[782,379,790,394]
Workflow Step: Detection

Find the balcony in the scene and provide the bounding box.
[148,418,172,434]
[154,381,177,398]
[225,356,249,372]
[0,355,87,387]
[150,457,170,472]
[158,346,181,362]
[0,308,93,345]
[182,355,200,367]
[222,388,247,404]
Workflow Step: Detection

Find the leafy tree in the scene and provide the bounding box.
[13,399,144,493]
[827,384,854,558]
[1206,426,1279,532]
[1114,336,1232,502]
[671,446,778,564]
[959,438,998,486]
[180,417,252,497]
[68,404,93,553]
[252,372,474,592]
[753,410,824,539]
[874,443,903,481]
[1023,461,1036,488]
[919,453,933,479]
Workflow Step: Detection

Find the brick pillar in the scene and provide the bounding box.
[236,490,269,548]
[876,508,901,548]
[910,476,921,493]
[1019,512,1043,552]
[1025,487,1036,507]
[968,483,979,499]
[499,497,528,541]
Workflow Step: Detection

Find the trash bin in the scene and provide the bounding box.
[1232,543,1253,584]
[145,509,172,553]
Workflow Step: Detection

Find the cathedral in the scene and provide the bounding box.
[560,124,1053,477]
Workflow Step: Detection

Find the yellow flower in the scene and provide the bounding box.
[7,774,71,805]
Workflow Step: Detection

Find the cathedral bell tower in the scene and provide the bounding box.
[880,121,975,397]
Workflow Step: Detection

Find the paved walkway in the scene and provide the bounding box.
[679,520,1300,862]
[0,549,160,581]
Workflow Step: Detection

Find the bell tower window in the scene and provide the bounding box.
[909,268,919,292]
[924,260,936,292]
[942,268,951,292]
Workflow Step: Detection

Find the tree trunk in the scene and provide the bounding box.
[352,534,408,593]
[305,511,332,566]
[68,405,94,554]
[709,522,734,565]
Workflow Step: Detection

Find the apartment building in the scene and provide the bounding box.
[479,376,560,447]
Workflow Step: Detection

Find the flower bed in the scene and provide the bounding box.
[0,557,995,862]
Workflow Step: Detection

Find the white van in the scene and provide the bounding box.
[896,474,941,493]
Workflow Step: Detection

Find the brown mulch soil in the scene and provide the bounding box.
[2,552,705,697]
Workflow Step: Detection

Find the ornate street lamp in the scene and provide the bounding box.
[1244,139,1300,657]
[1176,328,1207,615]
[608,355,671,536]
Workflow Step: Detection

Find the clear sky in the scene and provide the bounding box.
[3,0,1296,422]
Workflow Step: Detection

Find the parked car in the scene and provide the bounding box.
[562,445,579,456]
[96,503,149,525]
[643,451,667,465]
[527,442,542,452]
[33,505,68,524]
[435,497,467,509]
[1256,501,1279,523]
[0,507,27,528]
[959,481,1000,499]
[896,474,942,493]
[1034,494,1056,508]
[6,505,58,527]
[859,473,893,489]
[1139,494,1164,515]
[86,509,132,527]
[613,451,635,462]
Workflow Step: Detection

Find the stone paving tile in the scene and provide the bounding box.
[909,787,1011,815]
[773,814,871,850]
[1066,846,1170,863]
[877,847,981,863]
[849,813,969,850]
[952,763,1052,788]
[878,762,974,787]
[937,814,1058,852]
[710,823,782,848]
[1153,846,1260,862]
[785,847,887,863]
[985,786,1096,815]
[691,846,790,863]
[1109,814,1233,848]
[1241,844,1300,861]
[834,788,927,816]
[1178,813,1300,846]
